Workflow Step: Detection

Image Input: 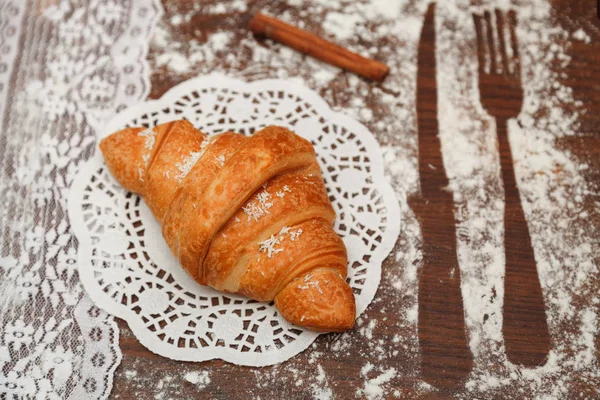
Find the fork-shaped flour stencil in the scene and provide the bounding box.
[473,9,550,367]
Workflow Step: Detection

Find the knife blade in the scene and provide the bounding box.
[409,2,473,389]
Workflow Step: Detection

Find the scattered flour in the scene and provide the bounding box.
[432,1,599,398]
[210,32,232,52]
[170,14,183,26]
[322,12,362,41]
[175,151,201,180]
[124,369,137,379]
[116,359,189,399]
[361,362,374,375]
[275,185,292,198]
[310,365,333,400]
[214,154,225,167]
[138,128,155,166]
[155,51,192,74]
[357,365,397,400]
[183,370,211,389]
[258,226,303,258]
[152,23,235,74]
[572,28,590,43]
[258,233,284,258]
[175,136,215,181]
[359,319,377,340]
[140,0,599,398]
[243,190,274,222]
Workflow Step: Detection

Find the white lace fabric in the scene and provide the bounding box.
[69,75,401,366]
[0,0,162,398]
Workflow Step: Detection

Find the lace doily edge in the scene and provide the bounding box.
[70,75,402,365]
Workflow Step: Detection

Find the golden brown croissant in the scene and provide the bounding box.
[99,120,355,332]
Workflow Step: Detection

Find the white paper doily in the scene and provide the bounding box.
[68,75,400,366]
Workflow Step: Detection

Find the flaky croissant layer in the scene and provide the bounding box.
[100,120,356,332]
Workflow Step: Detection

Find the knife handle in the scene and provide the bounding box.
[409,192,473,389]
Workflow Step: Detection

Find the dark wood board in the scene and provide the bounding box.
[111,1,600,398]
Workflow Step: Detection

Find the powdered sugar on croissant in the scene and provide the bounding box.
[99,120,355,332]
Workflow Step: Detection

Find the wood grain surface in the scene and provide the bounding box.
[410,3,473,388]
[111,0,600,398]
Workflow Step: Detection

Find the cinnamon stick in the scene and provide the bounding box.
[249,13,389,82]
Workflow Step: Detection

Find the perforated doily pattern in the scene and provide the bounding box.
[69,75,400,366]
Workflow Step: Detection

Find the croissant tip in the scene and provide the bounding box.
[99,127,149,194]
[275,270,356,332]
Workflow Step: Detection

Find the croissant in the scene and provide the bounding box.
[99,120,356,332]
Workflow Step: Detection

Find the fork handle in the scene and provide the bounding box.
[496,118,550,366]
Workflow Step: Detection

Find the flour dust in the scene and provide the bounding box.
[141,0,599,398]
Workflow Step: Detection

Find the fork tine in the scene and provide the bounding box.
[472,13,486,76]
[494,9,510,75]
[484,11,497,74]
[507,10,520,77]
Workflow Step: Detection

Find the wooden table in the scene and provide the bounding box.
[111,1,599,398]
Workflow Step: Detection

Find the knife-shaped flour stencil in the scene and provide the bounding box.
[473,9,550,367]
[409,4,551,389]
[409,3,473,389]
